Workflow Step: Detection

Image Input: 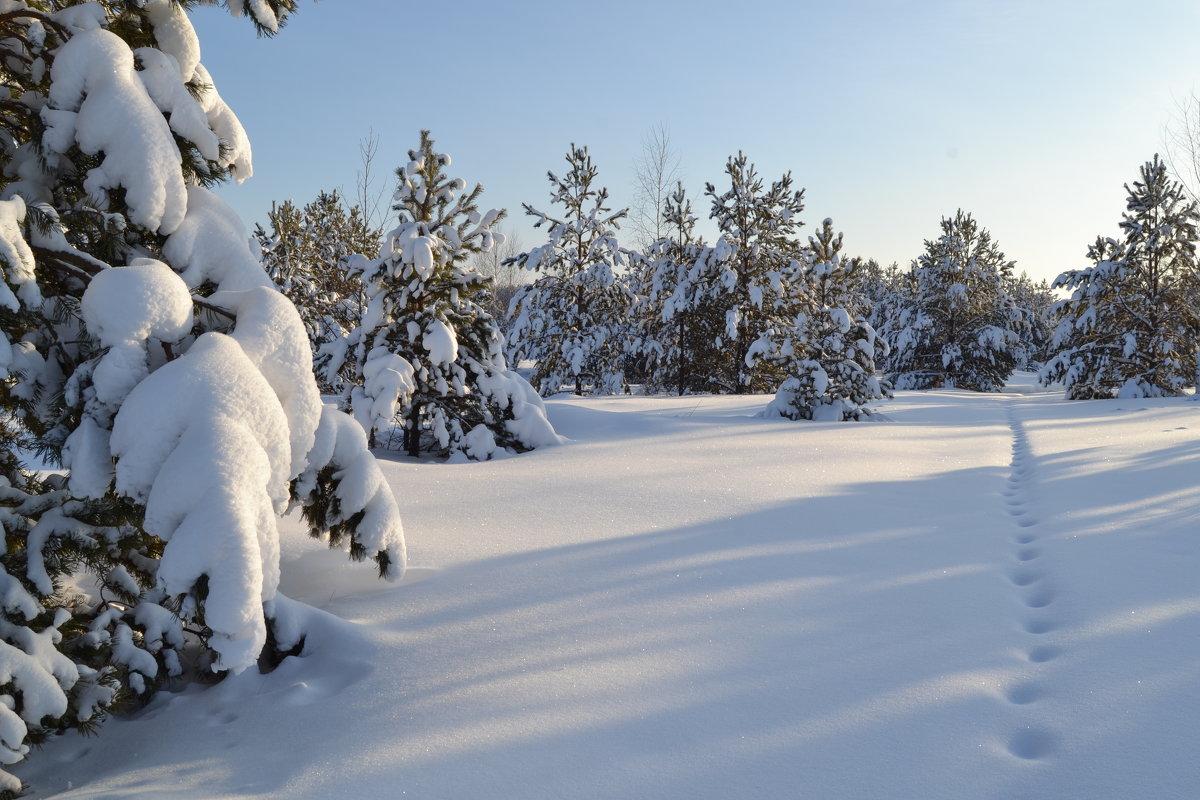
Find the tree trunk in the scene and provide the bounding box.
[404,405,422,457]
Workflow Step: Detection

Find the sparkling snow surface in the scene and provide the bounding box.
[16,377,1200,798]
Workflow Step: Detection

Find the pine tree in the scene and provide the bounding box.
[751,219,890,420]
[858,260,909,376]
[691,152,808,394]
[507,144,635,396]
[255,190,379,390]
[0,3,402,786]
[1006,272,1057,369]
[628,183,721,394]
[1041,157,1200,398]
[329,131,558,459]
[882,210,1022,392]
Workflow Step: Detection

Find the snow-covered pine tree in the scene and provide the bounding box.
[329,131,558,460]
[507,144,636,396]
[751,219,890,420]
[1005,272,1057,369]
[856,260,909,376]
[804,218,868,313]
[692,152,808,394]
[882,210,1022,391]
[255,190,379,390]
[1041,156,1200,398]
[0,2,404,786]
[629,183,721,394]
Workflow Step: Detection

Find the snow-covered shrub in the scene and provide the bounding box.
[328,131,559,458]
[0,2,403,788]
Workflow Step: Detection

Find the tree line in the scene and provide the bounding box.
[265,137,1137,437]
[264,139,1200,439]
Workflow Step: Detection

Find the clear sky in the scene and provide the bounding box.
[192,0,1200,285]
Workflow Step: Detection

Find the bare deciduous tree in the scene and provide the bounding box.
[470,226,525,332]
[629,123,682,251]
[1163,91,1200,203]
[354,129,392,232]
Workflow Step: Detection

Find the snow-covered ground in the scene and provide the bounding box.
[15,379,1200,799]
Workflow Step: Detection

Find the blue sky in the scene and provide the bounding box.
[193,1,1200,284]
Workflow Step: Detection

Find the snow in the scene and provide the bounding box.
[60,417,113,500]
[351,347,416,436]
[224,286,323,481]
[421,318,458,366]
[192,64,253,182]
[12,383,1200,798]
[79,259,193,412]
[49,3,107,34]
[142,0,201,81]
[226,0,280,34]
[110,333,293,672]
[81,260,192,349]
[298,406,406,574]
[828,305,851,333]
[163,186,273,293]
[0,197,39,311]
[45,29,187,234]
[135,47,221,163]
[0,333,10,379]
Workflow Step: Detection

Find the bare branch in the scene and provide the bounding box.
[355,129,390,231]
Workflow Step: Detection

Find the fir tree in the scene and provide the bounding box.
[507,144,635,396]
[883,210,1022,391]
[0,3,402,787]
[1041,157,1200,398]
[329,131,558,459]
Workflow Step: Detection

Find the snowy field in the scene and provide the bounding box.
[15,378,1200,799]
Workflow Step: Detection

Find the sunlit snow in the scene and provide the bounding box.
[14,378,1200,799]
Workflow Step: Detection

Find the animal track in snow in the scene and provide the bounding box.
[1008,567,1041,586]
[1005,683,1046,705]
[1023,588,1056,609]
[1026,645,1059,663]
[1001,400,1062,764]
[206,710,239,727]
[1022,617,1056,635]
[1007,727,1058,760]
